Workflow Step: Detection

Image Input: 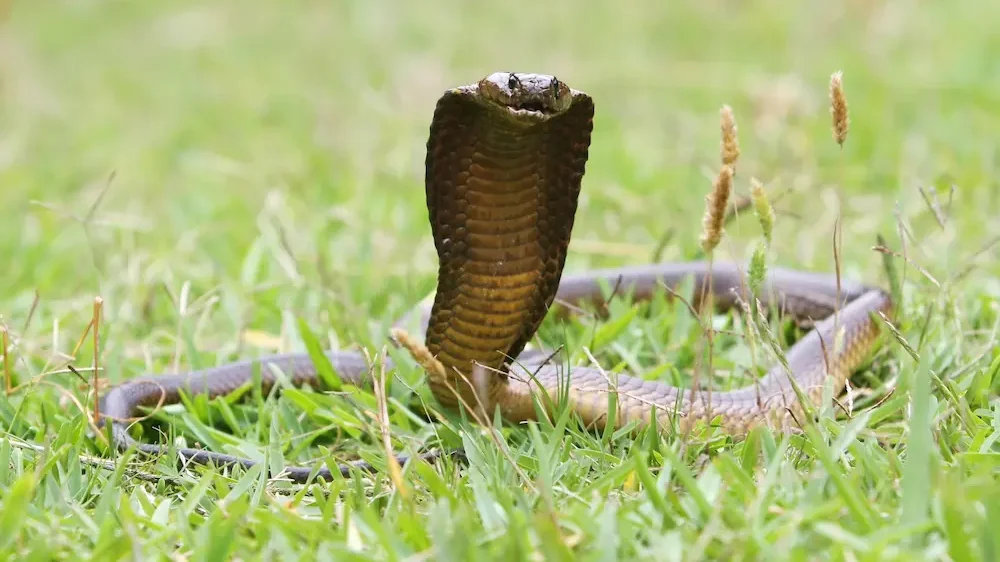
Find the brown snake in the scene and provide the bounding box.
[99,72,894,482]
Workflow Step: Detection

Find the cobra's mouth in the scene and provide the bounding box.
[506,99,560,118]
[514,100,547,112]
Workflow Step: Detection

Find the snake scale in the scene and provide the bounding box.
[99,72,893,482]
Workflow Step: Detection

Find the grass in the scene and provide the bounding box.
[2,0,1000,559]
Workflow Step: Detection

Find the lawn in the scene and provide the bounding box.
[1,0,999,559]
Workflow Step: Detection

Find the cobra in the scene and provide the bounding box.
[99,72,893,482]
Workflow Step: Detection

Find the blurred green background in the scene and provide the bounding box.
[1,0,998,377]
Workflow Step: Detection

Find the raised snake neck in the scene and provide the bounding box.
[99,72,894,483]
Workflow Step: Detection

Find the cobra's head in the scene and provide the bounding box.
[476,72,574,121]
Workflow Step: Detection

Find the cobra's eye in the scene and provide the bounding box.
[507,75,519,90]
[551,78,561,96]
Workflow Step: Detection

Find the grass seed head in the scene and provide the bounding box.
[830,71,849,146]
[720,105,740,168]
[750,177,775,244]
[700,165,734,254]
[748,239,768,296]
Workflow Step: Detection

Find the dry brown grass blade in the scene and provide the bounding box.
[372,347,408,498]
[92,297,103,424]
[2,324,10,394]
[872,245,940,287]
[918,185,948,229]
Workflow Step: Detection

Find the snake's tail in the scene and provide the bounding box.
[98,351,464,483]
[120,438,459,483]
[138,441,459,484]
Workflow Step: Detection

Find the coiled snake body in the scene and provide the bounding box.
[99,72,893,482]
